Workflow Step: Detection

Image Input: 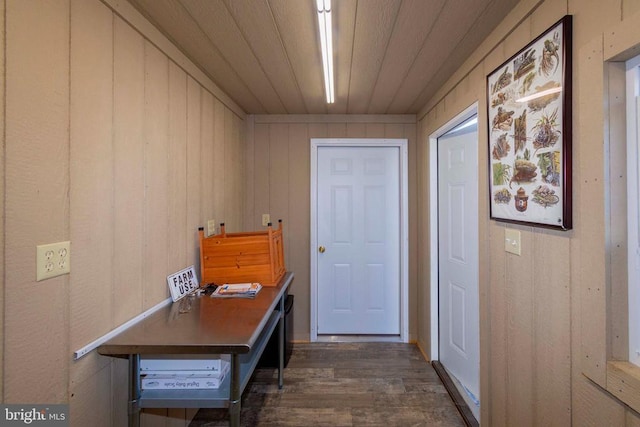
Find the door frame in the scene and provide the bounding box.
[310,138,409,342]
[429,103,478,360]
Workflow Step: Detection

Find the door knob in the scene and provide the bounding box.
[318,246,326,253]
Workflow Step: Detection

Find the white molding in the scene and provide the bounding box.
[310,138,409,343]
[627,55,640,366]
[316,335,403,343]
[74,297,172,360]
[310,141,319,341]
[428,103,478,361]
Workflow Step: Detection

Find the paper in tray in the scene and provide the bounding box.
[211,282,262,298]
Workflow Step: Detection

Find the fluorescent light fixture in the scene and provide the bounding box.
[317,0,334,103]
[515,86,562,103]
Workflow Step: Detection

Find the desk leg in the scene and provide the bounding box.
[229,353,241,427]
[278,295,285,389]
[128,354,141,427]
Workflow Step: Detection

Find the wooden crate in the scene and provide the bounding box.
[199,220,285,287]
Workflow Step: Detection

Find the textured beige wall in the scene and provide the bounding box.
[6,0,640,425]
[2,0,245,425]
[5,0,71,404]
[245,116,418,342]
[416,0,640,425]
[0,0,5,403]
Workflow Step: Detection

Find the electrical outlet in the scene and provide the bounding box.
[262,214,270,226]
[207,219,216,237]
[36,241,71,281]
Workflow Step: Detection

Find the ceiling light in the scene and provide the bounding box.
[317,0,334,104]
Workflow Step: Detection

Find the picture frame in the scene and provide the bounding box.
[487,15,572,230]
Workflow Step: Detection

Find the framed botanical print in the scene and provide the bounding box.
[487,15,572,230]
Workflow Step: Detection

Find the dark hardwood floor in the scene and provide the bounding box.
[189,342,466,427]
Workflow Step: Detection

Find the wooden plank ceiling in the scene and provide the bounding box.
[126,0,520,114]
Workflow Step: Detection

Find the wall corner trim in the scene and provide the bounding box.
[99,0,246,119]
[73,297,172,360]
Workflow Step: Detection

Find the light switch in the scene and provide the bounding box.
[505,229,521,256]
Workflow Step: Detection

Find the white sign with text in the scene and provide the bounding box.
[167,266,199,302]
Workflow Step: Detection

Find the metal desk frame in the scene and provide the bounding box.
[98,272,293,427]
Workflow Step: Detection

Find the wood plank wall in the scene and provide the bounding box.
[417,0,640,425]
[5,0,71,405]
[0,0,5,403]
[3,0,245,425]
[245,116,418,342]
[6,0,640,425]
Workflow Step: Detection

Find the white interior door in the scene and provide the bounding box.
[316,146,400,335]
[438,119,480,412]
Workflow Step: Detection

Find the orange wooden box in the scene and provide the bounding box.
[199,220,285,287]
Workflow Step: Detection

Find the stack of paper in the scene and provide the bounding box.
[211,282,262,298]
[140,357,230,390]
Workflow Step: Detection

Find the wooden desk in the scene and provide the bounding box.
[98,272,293,427]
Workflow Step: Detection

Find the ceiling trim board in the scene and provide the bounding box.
[100,0,247,119]
[417,0,546,121]
[252,114,416,124]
